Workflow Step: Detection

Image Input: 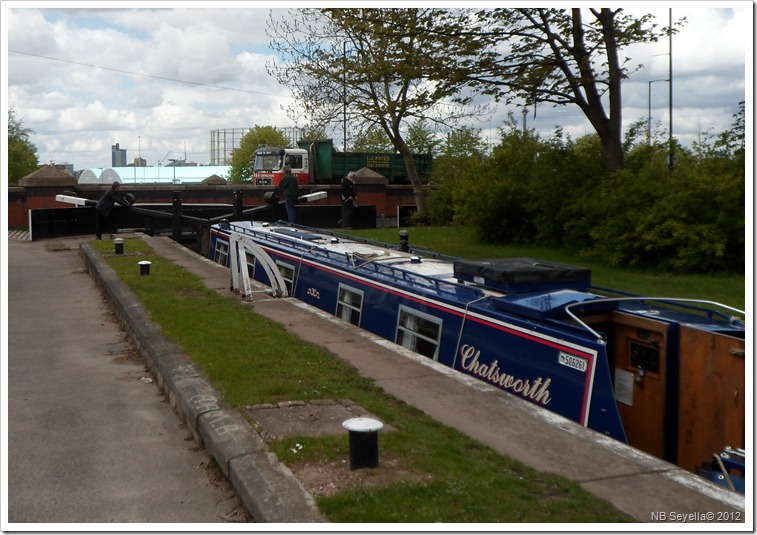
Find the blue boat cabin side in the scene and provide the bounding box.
[208,221,745,482]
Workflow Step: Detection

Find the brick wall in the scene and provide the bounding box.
[8,182,418,228]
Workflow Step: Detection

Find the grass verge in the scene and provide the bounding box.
[348,226,746,311]
[91,237,635,523]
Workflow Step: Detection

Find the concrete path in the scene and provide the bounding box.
[6,238,247,524]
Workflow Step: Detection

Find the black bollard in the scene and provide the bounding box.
[399,230,409,252]
[342,417,384,470]
[139,261,151,276]
[114,238,124,255]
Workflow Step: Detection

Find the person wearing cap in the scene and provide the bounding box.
[279,165,299,223]
[338,171,357,229]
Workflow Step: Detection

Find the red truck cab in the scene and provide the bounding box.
[253,147,310,186]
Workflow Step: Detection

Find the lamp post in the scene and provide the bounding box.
[522,106,528,134]
[647,79,669,146]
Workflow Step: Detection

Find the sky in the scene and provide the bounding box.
[2,2,752,172]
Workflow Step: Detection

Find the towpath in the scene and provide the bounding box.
[6,237,248,524]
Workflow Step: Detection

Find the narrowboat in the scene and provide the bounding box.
[209,219,746,489]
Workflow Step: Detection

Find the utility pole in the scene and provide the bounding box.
[668,8,674,175]
[343,42,348,174]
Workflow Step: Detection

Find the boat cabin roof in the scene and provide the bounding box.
[219,221,744,336]
[223,221,599,308]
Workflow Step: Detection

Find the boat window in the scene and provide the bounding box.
[245,251,256,278]
[213,240,229,266]
[336,284,363,326]
[395,306,442,360]
[277,261,295,295]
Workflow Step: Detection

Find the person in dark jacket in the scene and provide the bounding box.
[279,165,299,223]
[338,171,357,229]
[95,181,129,239]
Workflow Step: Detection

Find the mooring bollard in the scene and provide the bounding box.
[114,238,124,255]
[138,260,151,276]
[342,417,383,470]
[399,230,409,252]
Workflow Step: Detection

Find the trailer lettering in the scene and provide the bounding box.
[366,155,391,168]
[459,344,551,405]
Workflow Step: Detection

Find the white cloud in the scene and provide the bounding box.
[3,4,750,170]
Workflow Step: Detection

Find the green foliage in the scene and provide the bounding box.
[228,126,291,183]
[8,108,39,184]
[352,127,394,152]
[267,8,490,214]
[297,125,329,145]
[426,126,488,225]
[430,108,745,274]
[452,128,539,243]
[587,134,745,272]
[463,9,677,172]
[405,119,441,155]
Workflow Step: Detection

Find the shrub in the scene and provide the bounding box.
[425,113,744,274]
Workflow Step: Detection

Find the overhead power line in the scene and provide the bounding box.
[8,49,290,98]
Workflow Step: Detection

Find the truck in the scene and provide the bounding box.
[252,139,432,187]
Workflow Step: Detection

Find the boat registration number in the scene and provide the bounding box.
[558,352,588,373]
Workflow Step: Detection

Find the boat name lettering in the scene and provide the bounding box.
[459,344,551,406]
[307,287,321,299]
[558,352,588,373]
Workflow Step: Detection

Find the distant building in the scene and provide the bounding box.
[51,162,74,176]
[209,127,303,165]
[19,164,77,187]
[77,165,231,185]
[112,143,127,167]
[133,157,147,167]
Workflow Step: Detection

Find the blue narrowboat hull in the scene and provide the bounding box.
[208,220,746,481]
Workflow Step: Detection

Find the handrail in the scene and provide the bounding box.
[228,222,484,301]
[564,297,746,343]
[230,233,289,298]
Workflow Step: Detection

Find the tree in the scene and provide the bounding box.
[426,126,487,224]
[713,101,745,157]
[297,125,329,146]
[228,126,290,183]
[353,127,394,153]
[267,8,487,214]
[8,108,39,184]
[458,8,679,172]
[440,126,488,159]
[405,119,441,156]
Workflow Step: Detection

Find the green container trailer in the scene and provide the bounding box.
[297,139,431,183]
